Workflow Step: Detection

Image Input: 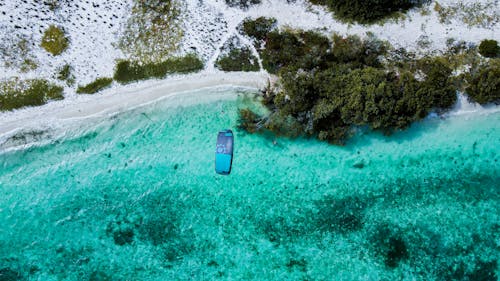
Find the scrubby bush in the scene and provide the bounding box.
[77,77,113,94]
[41,25,69,56]
[241,17,277,42]
[215,47,259,72]
[478,39,500,58]
[239,31,457,144]
[20,58,38,73]
[238,108,263,133]
[331,33,388,67]
[114,54,204,84]
[56,64,75,85]
[0,78,64,111]
[57,64,71,81]
[309,0,426,23]
[466,60,500,104]
[260,31,386,74]
[225,0,261,9]
[118,0,181,63]
[261,30,330,73]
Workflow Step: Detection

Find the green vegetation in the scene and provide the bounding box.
[434,2,499,28]
[308,0,425,24]
[215,47,259,72]
[1,35,39,72]
[225,0,261,9]
[55,64,75,86]
[478,39,499,58]
[239,29,458,144]
[41,25,69,56]
[77,78,113,94]
[0,78,64,111]
[118,0,182,63]
[261,30,331,74]
[241,17,277,43]
[57,64,72,81]
[19,58,38,73]
[114,54,204,84]
[466,59,500,104]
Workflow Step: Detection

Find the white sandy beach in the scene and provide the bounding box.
[0,71,271,141]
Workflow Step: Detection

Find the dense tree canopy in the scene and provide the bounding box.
[466,60,500,104]
[308,0,426,23]
[225,0,261,9]
[238,25,459,144]
[478,39,500,58]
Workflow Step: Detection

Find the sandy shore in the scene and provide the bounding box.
[0,71,271,139]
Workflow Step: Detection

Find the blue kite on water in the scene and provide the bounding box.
[215,129,234,175]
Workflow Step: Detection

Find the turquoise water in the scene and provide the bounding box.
[0,87,499,280]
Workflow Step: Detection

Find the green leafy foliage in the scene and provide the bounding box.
[57,64,71,81]
[239,31,458,144]
[114,54,204,84]
[225,0,261,9]
[261,30,331,73]
[19,58,38,73]
[215,47,259,72]
[41,25,69,56]
[309,0,426,23]
[466,59,500,104]
[241,17,277,42]
[56,64,75,86]
[118,0,182,63]
[0,78,64,111]
[238,108,263,133]
[478,39,500,58]
[77,78,113,94]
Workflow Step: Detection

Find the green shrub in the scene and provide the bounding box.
[466,60,500,104]
[57,64,71,81]
[415,57,457,111]
[41,25,69,56]
[331,34,388,67]
[238,108,263,133]
[19,58,38,73]
[77,77,113,94]
[215,47,259,72]
[309,0,426,24]
[0,78,64,111]
[225,0,261,9]
[118,0,182,63]
[260,31,387,74]
[114,54,204,84]
[240,29,460,144]
[261,30,330,73]
[56,64,76,86]
[478,39,500,58]
[241,17,277,42]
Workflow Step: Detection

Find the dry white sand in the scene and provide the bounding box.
[0,71,271,140]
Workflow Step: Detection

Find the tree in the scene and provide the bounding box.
[478,39,500,58]
[466,60,500,104]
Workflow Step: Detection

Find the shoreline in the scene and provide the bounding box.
[1,70,498,152]
[0,71,271,139]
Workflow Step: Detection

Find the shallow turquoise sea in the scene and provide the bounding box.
[0,87,499,280]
